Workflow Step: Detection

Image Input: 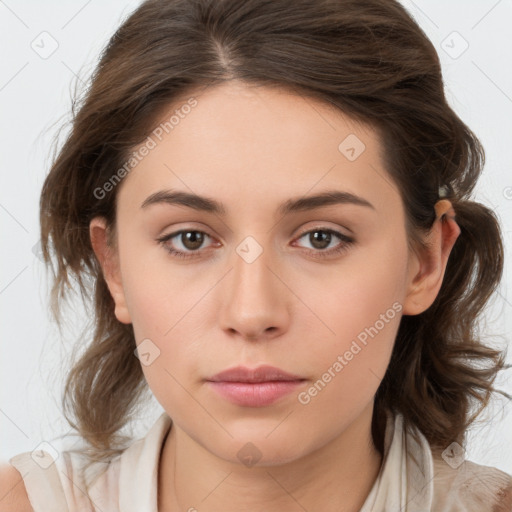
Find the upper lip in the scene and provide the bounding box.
[207,365,305,383]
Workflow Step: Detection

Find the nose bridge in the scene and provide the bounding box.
[233,236,274,298]
[218,234,289,339]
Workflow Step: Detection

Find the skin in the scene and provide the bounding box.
[89,80,460,512]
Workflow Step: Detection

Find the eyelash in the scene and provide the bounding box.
[156,227,355,261]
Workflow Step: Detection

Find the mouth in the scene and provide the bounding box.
[205,365,307,407]
[207,364,305,383]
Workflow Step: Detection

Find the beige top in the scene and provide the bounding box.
[9,411,512,511]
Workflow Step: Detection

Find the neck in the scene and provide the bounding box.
[157,403,383,512]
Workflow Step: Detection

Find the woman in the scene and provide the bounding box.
[2,0,511,510]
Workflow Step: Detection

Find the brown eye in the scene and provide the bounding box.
[180,231,205,250]
[294,227,355,260]
[157,230,214,260]
[308,230,332,250]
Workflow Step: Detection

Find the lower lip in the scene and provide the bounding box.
[207,380,305,407]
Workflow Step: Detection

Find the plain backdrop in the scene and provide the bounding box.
[1,0,512,474]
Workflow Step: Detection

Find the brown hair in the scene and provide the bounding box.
[40,0,509,469]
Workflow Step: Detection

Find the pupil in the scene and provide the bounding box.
[311,230,331,249]
[183,231,204,250]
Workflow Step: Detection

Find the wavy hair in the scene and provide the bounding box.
[39,0,508,471]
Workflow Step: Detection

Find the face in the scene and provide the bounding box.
[91,80,434,466]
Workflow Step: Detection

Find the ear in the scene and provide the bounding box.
[89,217,132,324]
[402,200,461,315]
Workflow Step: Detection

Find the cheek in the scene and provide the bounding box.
[314,229,406,335]
[120,252,209,394]
[296,296,400,428]
[127,274,204,413]
[119,239,196,337]
[298,235,407,404]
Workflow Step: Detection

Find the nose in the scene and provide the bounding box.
[218,242,291,342]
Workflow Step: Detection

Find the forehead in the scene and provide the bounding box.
[116,81,400,218]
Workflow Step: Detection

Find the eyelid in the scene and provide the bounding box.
[158,223,350,244]
[295,223,351,238]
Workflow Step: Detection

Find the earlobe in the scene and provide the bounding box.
[402,200,461,316]
[89,217,132,324]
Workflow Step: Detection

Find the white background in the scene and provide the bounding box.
[1,0,511,474]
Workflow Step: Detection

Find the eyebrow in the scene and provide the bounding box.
[140,189,375,216]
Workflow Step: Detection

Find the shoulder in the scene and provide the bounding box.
[431,452,512,511]
[0,462,33,512]
[4,448,119,511]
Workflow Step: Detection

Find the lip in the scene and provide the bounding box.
[207,364,304,383]
[206,365,306,407]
